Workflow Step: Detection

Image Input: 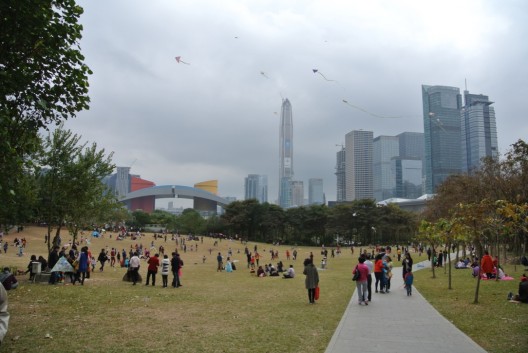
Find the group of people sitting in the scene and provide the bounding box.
[255,261,292,277]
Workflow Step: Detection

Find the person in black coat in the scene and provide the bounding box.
[171,252,183,288]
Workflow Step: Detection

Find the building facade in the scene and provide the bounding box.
[244,174,268,203]
[335,147,346,202]
[279,98,294,208]
[461,91,498,173]
[422,85,462,194]
[345,130,373,201]
[373,135,399,201]
[290,180,304,207]
[308,178,324,205]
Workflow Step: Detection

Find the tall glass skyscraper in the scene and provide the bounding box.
[345,130,373,201]
[244,174,268,203]
[335,147,346,202]
[422,85,462,194]
[279,98,293,208]
[461,91,498,173]
[308,178,324,205]
[373,135,399,201]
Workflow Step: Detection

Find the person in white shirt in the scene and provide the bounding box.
[129,252,141,285]
[364,254,374,302]
[283,265,295,279]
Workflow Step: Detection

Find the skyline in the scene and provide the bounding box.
[61,0,528,207]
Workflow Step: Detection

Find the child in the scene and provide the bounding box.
[404,270,414,296]
[160,254,170,288]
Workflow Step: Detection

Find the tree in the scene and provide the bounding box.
[1,0,92,227]
[37,127,115,247]
[416,220,442,279]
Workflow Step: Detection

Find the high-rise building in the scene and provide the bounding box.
[422,85,462,194]
[373,136,399,201]
[345,130,373,201]
[308,178,324,205]
[397,132,424,160]
[290,180,304,207]
[244,174,268,203]
[393,158,423,199]
[461,91,498,173]
[335,147,346,202]
[279,98,294,208]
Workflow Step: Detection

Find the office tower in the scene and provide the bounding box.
[422,85,462,194]
[290,180,304,207]
[279,98,293,208]
[244,174,268,203]
[373,136,399,201]
[461,91,498,173]
[308,178,324,205]
[393,158,423,199]
[397,132,424,160]
[345,130,373,201]
[115,166,131,199]
[335,146,346,202]
[396,132,424,198]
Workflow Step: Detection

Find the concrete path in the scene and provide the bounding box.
[324,258,487,353]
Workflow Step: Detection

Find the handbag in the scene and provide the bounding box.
[352,265,360,281]
[314,286,320,300]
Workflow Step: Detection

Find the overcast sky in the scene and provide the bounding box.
[65,0,528,208]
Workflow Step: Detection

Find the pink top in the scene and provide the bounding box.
[353,263,369,282]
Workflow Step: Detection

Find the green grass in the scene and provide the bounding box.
[414,263,528,353]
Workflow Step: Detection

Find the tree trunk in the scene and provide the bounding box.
[448,250,452,289]
[474,270,481,304]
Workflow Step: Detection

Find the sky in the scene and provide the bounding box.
[64,0,528,208]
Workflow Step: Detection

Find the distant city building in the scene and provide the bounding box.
[422,85,462,194]
[373,136,399,201]
[279,98,294,208]
[308,178,324,205]
[461,90,498,173]
[345,130,373,201]
[103,166,156,212]
[335,147,346,202]
[393,158,423,199]
[244,174,268,203]
[290,180,304,207]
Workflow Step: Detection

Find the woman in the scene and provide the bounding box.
[402,252,413,280]
[352,257,370,305]
[75,246,89,285]
[374,254,384,293]
[303,258,319,304]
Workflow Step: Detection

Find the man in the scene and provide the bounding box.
[129,252,141,285]
[364,254,374,302]
[283,265,295,279]
[0,283,9,345]
[216,252,223,272]
[48,246,60,284]
[171,252,183,288]
[145,253,160,286]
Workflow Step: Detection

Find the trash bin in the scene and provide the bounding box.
[31,262,41,275]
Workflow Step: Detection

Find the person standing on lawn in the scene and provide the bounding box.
[303,258,319,304]
[160,254,170,288]
[145,253,160,286]
[171,252,183,288]
[129,252,141,285]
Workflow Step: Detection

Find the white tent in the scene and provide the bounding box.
[50,256,74,272]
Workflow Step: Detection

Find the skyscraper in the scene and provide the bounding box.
[373,135,399,201]
[422,85,462,194]
[290,180,304,207]
[345,130,373,201]
[335,146,346,202]
[279,98,293,208]
[244,174,268,203]
[461,91,498,173]
[308,178,324,205]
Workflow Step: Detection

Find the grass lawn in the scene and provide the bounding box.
[414,261,528,353]
[3,227,526,352]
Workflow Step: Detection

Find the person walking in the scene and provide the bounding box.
[129,252,141,285]
[74,246,89,285]
[364,254,374,302]
[353,257,370,305]
[303,258,319,304]
[374,254,384,293]
[402,252,413,280]
[97,249,108,272]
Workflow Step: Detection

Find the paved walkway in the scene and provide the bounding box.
[324,258,487,353]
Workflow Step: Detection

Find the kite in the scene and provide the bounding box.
[342,99,401,119]
[260,71,270,79]
[175,56,190,65]
[313,69,335,82]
